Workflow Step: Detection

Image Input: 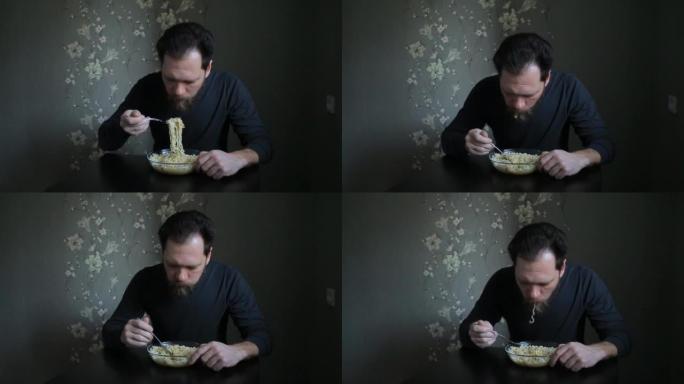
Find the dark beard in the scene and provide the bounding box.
[509,107,533,122]
[168,270,203,297]
[168,96,194,112]
[528,300,549,315]
[169,284,193,297]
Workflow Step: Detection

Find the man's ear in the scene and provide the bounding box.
[205,60,213,78]
[559,258,567,278]
[544,70,552,87]
[205,246,213,265]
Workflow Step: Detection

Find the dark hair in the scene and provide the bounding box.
[156,22,214,70]
[507,222,566,270]
[158,210,215,255]
[493,33,553,81]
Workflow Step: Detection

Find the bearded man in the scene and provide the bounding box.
[441,33,613,179]
[102,210,270,371]
[459,222,630,371]
[98,22,272,179]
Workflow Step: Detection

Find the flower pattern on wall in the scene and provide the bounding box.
[62,0,207,172]
[63,193,205,364]
[420,193,565,361]
[405,0,549,171]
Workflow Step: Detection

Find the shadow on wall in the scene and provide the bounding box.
[1,120,76,191]
[345,121,422,191]
[3,313,74,383]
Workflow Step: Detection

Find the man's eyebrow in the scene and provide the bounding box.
[163,74,202,83]
[165,260,202,268]
[503,90,538,97]
[518,277,553,285]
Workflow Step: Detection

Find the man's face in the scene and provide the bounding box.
[161,49,212,112]
[514,249,565,307]
[162,233,212,297]
[499,64,550,121]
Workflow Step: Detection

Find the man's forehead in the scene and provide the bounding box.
[515,251,557,271]
[500,66,544,88]
[163,250,205,267]
[162,51,204,77]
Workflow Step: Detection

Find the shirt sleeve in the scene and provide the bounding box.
[441,81,487,159]
[567,77,615,163]
[225,271,272,356]
[458,271,504,348]
[584,270,631,356]
[101,270,147,349]
[225,78,273,164]
[97,79,149,151]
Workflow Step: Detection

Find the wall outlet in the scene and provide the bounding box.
[668,94,678,115]
[326,288,336,307]
[326,95,336,115]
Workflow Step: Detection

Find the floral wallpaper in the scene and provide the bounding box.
[62,193,206,364]
[420,192,566,361]
[405,0,550,171]
[62,0,208,172]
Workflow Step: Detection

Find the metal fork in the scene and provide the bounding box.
[147,117,168,124]
[491,143,504,154]
[151,333,176,356]
[492,331,525,346]
[140,315,175,356]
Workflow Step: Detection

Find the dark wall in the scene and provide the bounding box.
[545,0,655,190]
[674,197,684,382]
[207,0,340,191]
[0,193,340,383]
[651,0,684,190]
[342,193,676,383]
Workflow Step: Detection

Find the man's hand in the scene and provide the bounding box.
[120,110,150,136]
[539,148,601,179]
[549,341,615,372]
[468,320,496,348]
[120,313,153,348]
[196,149,258,179]
[189,341,256,371]
[465,129,494,155]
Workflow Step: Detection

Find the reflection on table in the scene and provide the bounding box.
[391,155,602,192]
[46,348,259,384]
[403,347,617,384]
[47,153,260,192]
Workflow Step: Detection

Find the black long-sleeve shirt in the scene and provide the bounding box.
[98,71,272,163]
[442,71,614,163]
[102,260,271,355]
[458,263,630,356]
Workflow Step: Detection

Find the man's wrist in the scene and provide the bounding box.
[592,341,618,361]
[573,148,601,167]
[229,148,260,168]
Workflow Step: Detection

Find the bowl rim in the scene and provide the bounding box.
[489,149,542,165]
[147,341,200,357]
[504,341,558,357]
[147,149,199,166]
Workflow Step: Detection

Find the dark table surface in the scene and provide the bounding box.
[46,348,260,384]
[404,348,618,384]
[46,154,260,192]
[391,155,602,192]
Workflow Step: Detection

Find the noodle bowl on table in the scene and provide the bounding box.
[488,148,542,175]
[505,341,558,367]
[147,118,198,175]
[147,341,199,368]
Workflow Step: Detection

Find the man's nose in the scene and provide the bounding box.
[176,269,187,282]
[515,98,526,110]
[529,287,541,301]
[172,84,184,96]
